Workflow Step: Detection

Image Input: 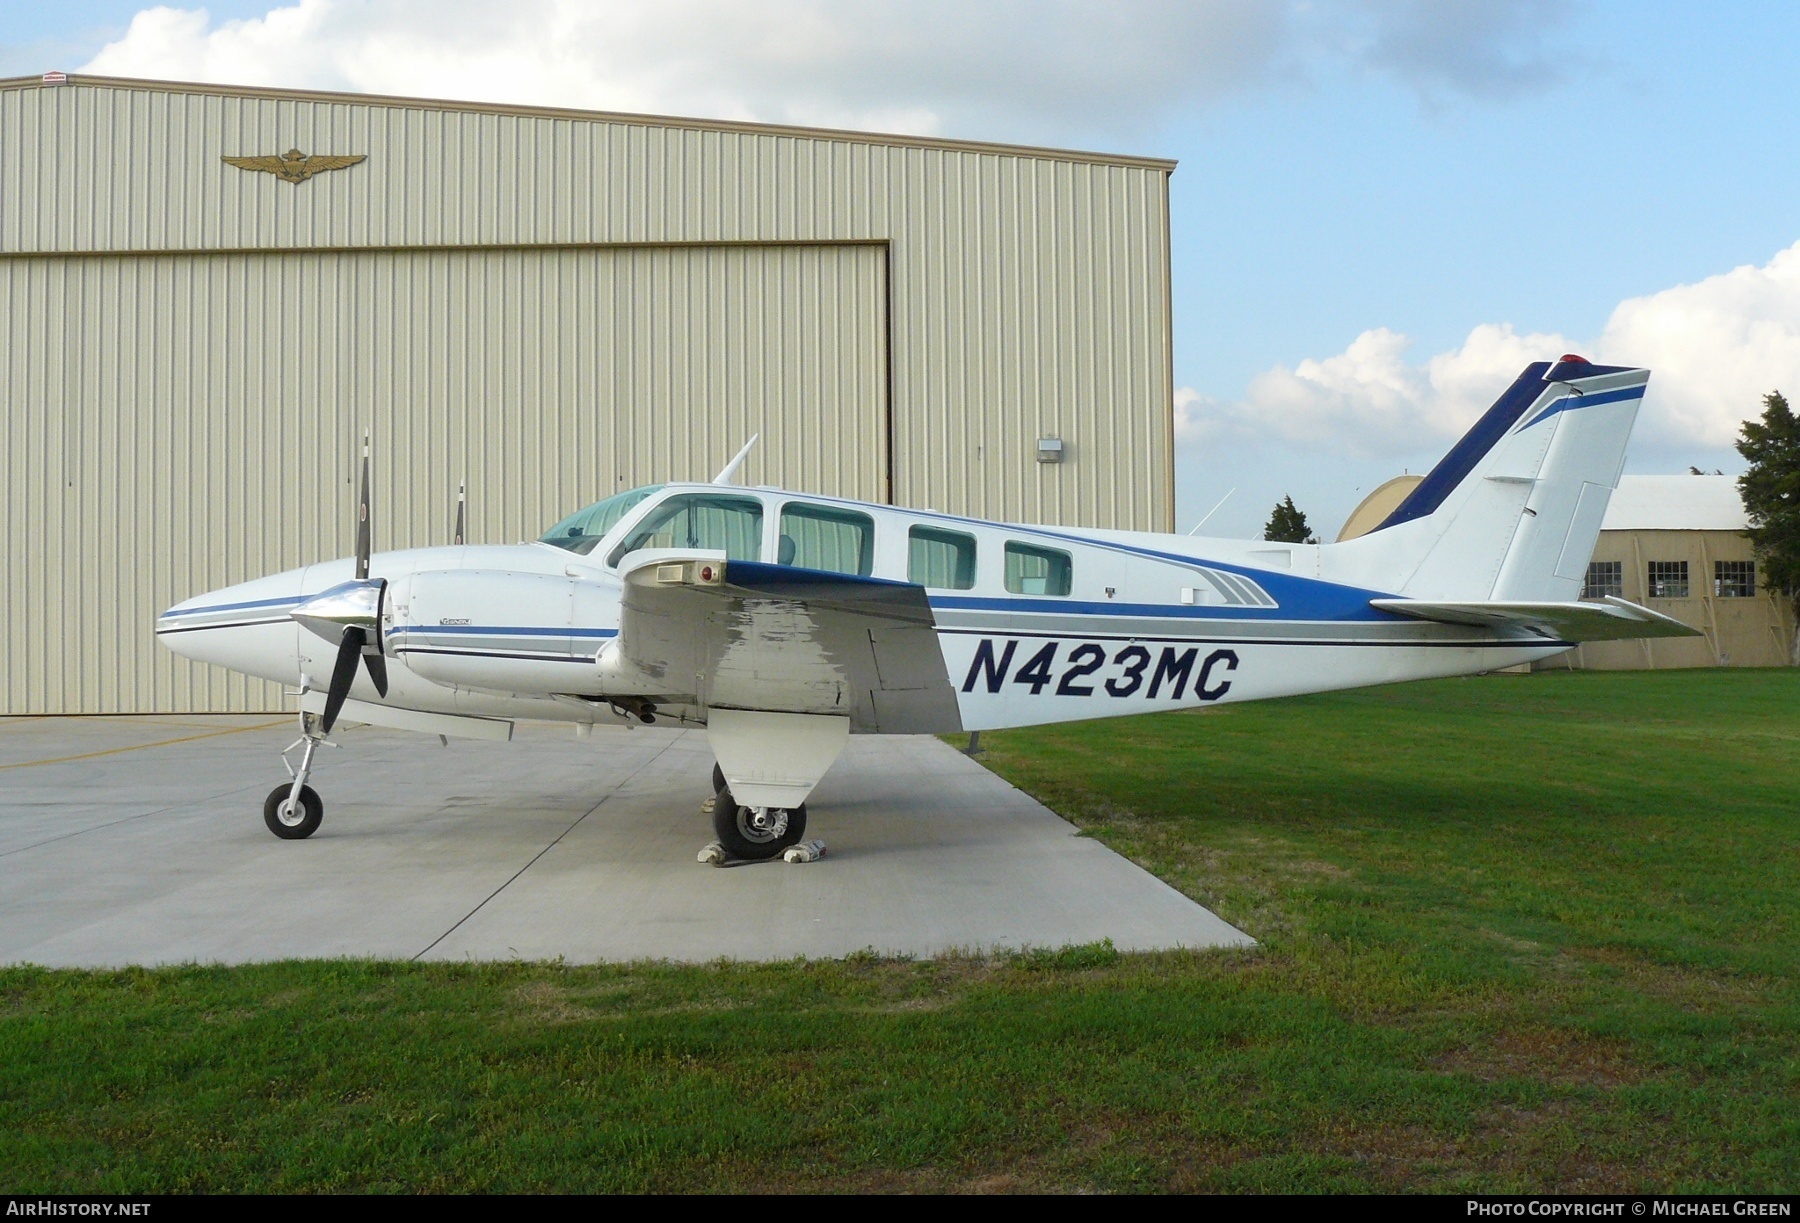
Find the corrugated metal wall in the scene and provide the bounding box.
[1549,530,1799,670]
[2,243,886,712]
[0,76,1175,713]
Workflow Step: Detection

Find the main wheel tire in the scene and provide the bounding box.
[263,783,323,840]
[711,762,727,794]
[711,788,806,861]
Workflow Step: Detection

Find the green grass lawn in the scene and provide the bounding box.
[4,670,1797,1192]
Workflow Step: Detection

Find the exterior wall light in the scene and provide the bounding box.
[1037,436,1064,464]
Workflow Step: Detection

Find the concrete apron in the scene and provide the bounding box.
[0,715,1253,966]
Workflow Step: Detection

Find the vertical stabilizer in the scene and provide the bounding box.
[1326,357,1649,601]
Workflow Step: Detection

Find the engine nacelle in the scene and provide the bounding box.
[385,569,615,697]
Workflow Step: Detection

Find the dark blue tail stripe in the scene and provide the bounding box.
[1518,384,1644,430]
[1370,362,1551,533]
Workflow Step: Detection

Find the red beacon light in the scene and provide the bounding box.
[1558,353,1590,364]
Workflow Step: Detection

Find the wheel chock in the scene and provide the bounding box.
[783,839,826,864]
[697,841,728,866]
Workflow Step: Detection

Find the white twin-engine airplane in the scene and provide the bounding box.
[158,355,1695,859]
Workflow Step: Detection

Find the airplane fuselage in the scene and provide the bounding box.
[157,483,1568,737]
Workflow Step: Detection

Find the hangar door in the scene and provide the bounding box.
[1,242,889,713]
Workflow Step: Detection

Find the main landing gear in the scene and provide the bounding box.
[264,712,335,840]
[708,764,807,861]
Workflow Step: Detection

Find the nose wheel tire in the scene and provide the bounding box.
[712,788,806,861]
[712,762,727,794]
[264,784,323,840]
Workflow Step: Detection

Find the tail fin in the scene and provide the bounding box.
[1332,356,1649,601]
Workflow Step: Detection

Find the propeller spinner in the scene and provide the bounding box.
[290,435,390,733]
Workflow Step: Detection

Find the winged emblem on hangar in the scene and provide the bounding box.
[222,148,366,183]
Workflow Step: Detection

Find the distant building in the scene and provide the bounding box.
[1336,475,1422,543]
[1339,472,1796,669]
[1553,475,1795,669]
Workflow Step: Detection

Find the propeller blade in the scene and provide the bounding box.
[452,479,465,546]
[355,433,372,581]
[362,650,389,698]
[320,626,365,734]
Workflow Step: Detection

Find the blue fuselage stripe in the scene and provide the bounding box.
[926,595,1388,621]
[386,625,619,638]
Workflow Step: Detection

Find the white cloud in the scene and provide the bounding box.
[1175,321,1571,456]
[81,0,1288,143]
[77,1,1571,145]
[1179,239,1800,458]
[1596,241,1800,448]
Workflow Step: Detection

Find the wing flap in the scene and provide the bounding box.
[1369,595,1700,642]
[596,550,962,732]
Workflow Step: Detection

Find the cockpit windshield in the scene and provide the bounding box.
[539,486,663,555]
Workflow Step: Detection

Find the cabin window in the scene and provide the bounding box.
[908,526,977,590]
[778,503,874,575]
[1004,542,1072,596]
[1715,560,1756,598]
[540,485,663,555]
[1581,560,1623,600]
[1647,560,1689,598]
[607,494,763,566]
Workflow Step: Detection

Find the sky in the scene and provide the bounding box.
[7,0,1799,538]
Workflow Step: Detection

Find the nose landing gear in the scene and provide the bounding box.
[264,712,335,840]
[265,780,322,839]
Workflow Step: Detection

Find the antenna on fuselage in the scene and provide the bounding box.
[452,479,466,546]
[712,435,759,485]
[1188,487,1236,536]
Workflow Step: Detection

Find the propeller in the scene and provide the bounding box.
[291,433,390,734]
[452,478,466,546]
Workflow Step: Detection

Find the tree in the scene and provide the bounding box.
[1263,495,1316,544]
[1735,390,1800,662]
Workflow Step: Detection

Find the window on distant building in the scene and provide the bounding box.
[1647,560,1689,598]
[1582,560,1623,600]
[1715,560,1757,598]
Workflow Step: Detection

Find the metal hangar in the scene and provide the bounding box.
[0,74,1177,712]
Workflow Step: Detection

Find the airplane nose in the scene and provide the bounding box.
[156,570,307,683]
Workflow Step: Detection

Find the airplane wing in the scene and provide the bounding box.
[1368,595,1700,642]
[593,549,963,733]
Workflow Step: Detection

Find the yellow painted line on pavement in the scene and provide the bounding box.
[0,719,290,771]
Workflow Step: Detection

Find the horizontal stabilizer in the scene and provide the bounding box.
[1368,596,1700,642]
